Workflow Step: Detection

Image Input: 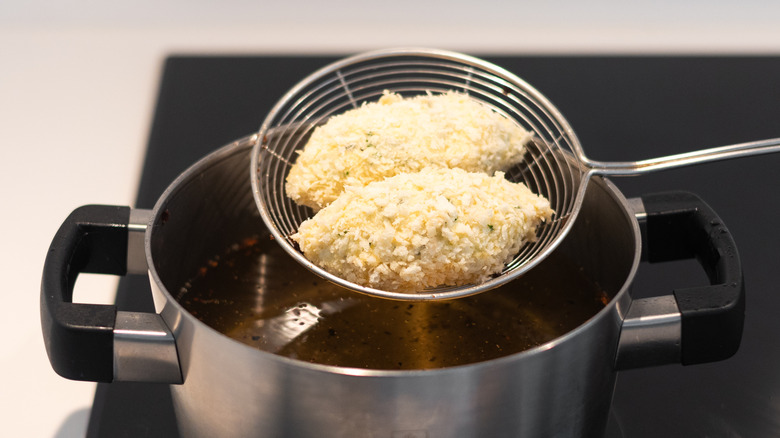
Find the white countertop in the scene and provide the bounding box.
[3,1,780,436]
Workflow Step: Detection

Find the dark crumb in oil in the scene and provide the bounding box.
[328,328,337,337]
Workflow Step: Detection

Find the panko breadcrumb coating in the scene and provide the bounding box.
[285,91,533,211]
[291,167,554,292]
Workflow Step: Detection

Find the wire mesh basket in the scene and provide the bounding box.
[250,47,588,300]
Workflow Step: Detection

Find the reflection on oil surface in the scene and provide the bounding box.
[179,233,608,370]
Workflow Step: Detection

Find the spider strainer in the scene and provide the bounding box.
[251,47,780,301]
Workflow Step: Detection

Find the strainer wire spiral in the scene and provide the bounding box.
[251,48,591,301]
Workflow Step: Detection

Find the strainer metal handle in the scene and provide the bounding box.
[585,137,780,176]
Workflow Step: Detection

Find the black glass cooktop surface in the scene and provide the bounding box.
[87,54,780,437]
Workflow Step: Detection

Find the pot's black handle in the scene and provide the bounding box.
[40,205,128,382]
[642,191,744,365]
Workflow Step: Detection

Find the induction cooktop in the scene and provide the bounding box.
[87,54,780,438]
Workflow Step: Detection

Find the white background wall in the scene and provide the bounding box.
[2,1,779,436]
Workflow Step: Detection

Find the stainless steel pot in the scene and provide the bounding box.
[41,134,744,438]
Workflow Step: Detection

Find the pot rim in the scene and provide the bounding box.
[146,133,641,378]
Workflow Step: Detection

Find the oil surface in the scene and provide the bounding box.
[179,233,608,370]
